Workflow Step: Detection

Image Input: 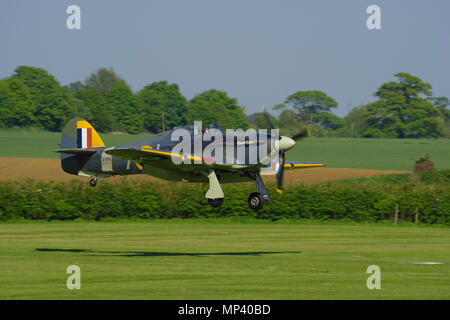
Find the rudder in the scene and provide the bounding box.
[61,118,105,149]
[59,118,105,175]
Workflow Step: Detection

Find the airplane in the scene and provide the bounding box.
[56,117,325,210]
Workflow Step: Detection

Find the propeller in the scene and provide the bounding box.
[276,150,285,193]
[260,106,310,193]
[290,127,310,141]
[261,106,309,142]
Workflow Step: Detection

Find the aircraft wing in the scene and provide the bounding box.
[105,147,261,172]
[104,147,180,162]
[106,148,325,172]
[105,147,224,165]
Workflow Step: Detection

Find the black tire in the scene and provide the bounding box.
[208,198,224,207]
[89,178,97,187]
[248,192,265,210]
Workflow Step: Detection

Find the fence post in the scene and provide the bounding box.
[415,208,419,225]
[394,203,398,225]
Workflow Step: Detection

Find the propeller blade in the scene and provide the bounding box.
[276,151,285,193]
[290,127,310,141]
[261,105,275,130]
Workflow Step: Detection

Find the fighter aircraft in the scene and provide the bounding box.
[56,117,325,210]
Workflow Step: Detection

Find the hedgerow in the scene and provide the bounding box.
[0,178,448,224]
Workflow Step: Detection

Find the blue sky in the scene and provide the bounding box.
[1,0,449,117]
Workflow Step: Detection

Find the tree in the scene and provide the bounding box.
[0,78,35,128]
[75,86,113,132]
[276,109,305,136]
[64,82,92,121]
[342,105,369,137]
[187,89,248,129]
[11,66,75,131]
[106,83,143,134]
[312,112,343,130]
[429,96,449,121]
[66,93,92,121]
[428,96,450,137]
[65,81,84,95]
[278,109,298,128]
[274,90,339,134]
[84,68,127,96]
[364,73,444,138]
[274,90,338,118]
[138,81,188,133]
[79,68,132,132]
[247,111,278,130]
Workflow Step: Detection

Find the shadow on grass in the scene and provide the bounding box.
[35,248,300,257]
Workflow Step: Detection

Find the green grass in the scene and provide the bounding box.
[1,129,449,170]
[333,173,412,184]
[333,170,450,186]
[0,219,449,299]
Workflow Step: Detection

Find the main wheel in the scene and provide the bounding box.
[89,178,98,187]
[248,192,265,210]
[208,198,224,207]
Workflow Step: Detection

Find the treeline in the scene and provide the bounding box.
[0,175,449,224]
[0,66,449,138]
[249,73,450,138]
[0,66,248,134]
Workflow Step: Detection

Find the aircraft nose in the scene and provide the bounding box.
[279,136,296,151]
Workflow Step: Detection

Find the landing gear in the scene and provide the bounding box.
[202,170,270,210]
[89,177,98,187]
[204,169,225,208]
[208,198,224,207]
[246,172,269,210]
[248,192,265,210]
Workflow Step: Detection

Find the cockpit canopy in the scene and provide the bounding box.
[173,122,224,135]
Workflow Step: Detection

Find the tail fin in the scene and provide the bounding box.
[58,118,104,175]
[60,118,105,150]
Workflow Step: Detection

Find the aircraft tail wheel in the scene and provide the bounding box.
[248,192,265,210]
[89,178,98,187]
[208,198,224,207]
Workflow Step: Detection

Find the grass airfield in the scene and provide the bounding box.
[0,129,449,299]
[0,219,449,299]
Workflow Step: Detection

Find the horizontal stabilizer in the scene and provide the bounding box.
[54,148,97,155]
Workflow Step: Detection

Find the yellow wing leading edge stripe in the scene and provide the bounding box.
[141,147,324,167]
[283,163,325,168]
[140,147,205,162]
[113,146,325,169]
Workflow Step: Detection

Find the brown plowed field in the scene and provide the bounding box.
[0,157,409,185]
